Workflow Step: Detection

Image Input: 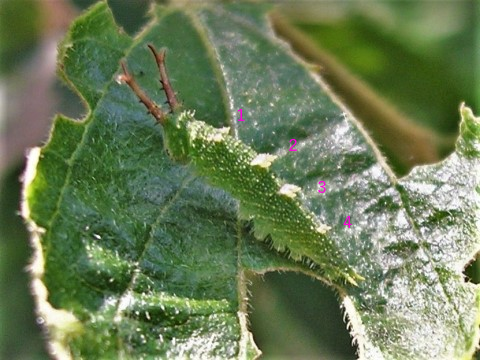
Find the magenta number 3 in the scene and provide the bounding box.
[238,109,244,121]
[318,181,326,193]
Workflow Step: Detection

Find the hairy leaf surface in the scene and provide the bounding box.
[22,2,480,359]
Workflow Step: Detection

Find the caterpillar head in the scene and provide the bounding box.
[161,111,194,163]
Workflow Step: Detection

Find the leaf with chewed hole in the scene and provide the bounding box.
[22,2,480,359]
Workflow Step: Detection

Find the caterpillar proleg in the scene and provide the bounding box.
[118,45,362,285]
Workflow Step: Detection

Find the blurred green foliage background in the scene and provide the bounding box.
[0,1,477,359]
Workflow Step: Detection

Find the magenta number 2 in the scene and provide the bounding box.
[289,139,297,151]
[238,109,244,121]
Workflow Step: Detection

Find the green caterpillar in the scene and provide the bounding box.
[118,45,361,286]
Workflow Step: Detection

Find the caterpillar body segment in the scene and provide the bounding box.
[119,46,362,286]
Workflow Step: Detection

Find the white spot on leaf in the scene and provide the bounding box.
[212,133,223,142]
[278,184,301,198]
[250,153,277,168]
[316,224,331,233]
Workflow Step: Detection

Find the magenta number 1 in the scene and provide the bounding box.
[238,109,244,121]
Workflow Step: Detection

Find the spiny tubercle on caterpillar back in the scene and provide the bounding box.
[118,45,362,286]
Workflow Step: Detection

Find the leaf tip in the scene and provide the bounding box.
[460,102,477,121]
[458,103,480,158]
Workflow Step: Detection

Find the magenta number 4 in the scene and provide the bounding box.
[238,109,244,121]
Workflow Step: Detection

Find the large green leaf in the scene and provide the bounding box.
[22,2,480,359]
